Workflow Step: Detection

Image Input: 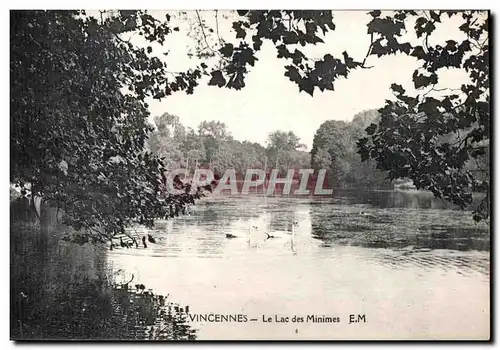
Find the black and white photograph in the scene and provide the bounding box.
[9,9,491,341]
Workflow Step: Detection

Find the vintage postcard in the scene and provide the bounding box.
[10,10,490,341]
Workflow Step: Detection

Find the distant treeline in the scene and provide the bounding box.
[146,114,310,178]
[147,109,392,190]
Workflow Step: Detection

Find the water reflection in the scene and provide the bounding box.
[109,283,196,340]
[102,192,491,340]
[331,188,484,210]
[118,192,489,259]
[309,203,489,252]
[12,190,491,340]
[10,220,197,340]
[22,193,484,339]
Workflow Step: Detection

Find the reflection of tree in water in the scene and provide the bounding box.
[190,198,265,229]
[334,189,488,213]
[333,189,452,210]
[413,226,490,251]
[191,199,258,225]
[267,211,296,231]
[257,199,302,232]
[193,204,223,223]
[108,283,196,340]
[11,221,197,340]
[13,276,196,340]
[309,197,489,252]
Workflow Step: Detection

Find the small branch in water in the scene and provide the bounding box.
[121,273,135,289]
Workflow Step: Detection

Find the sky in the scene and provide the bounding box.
[139,10,473,150]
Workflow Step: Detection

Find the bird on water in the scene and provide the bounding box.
[265,220,298,240]
[265,232,275,239]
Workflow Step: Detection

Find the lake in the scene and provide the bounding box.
[108,190,490,340]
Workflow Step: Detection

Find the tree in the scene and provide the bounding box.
[266,131,306,173]
[10,10,205,245]
[178,127,206,171]
[311,147,332,171]
[146,113,272,178]
[191,10,489,220]
[197,120,231,166]
[311,121,350,183]
[201,10,361,93]
[148,113,185,170]
[355,11,489,221]
[11,9,489,242]
[310,111,391,188]
[345,110,392,188]
[227,140,267,175]
[311,121,349,164]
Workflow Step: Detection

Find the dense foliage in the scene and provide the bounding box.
[196,10,490,220]
[311,110,392,189]
[355,11,489,221]
[11,9,490,243]
[10,10,205,243]
[147,113,309,176]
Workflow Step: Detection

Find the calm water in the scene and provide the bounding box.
[109,191,490,340]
